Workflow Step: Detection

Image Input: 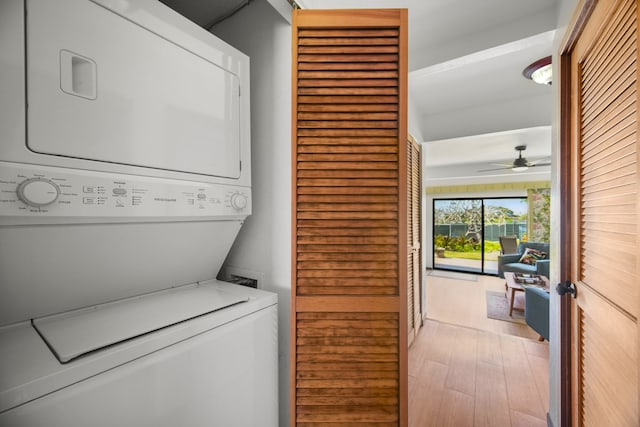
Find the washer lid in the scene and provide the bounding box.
[32,284,248,363]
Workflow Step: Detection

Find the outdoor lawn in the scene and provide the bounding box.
[443,249,500,261]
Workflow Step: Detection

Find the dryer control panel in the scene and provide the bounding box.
[0,162,251,224]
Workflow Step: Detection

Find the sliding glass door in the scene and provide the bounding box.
[433,197,527,275]
[433,199,483,273]
[482,198,528,274]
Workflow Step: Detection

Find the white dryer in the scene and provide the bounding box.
[0,0,277,425]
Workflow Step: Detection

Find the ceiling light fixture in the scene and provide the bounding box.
[523,56,552,85]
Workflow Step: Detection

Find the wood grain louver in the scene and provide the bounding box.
[407,137,422,346]
[291,9,408,426]
[567,0,639,424]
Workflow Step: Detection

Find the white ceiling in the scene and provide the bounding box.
[160,0,560,186]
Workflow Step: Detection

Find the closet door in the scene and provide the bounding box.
[407,136,422,345]
[291,9,408,426]
[564,0,639,424]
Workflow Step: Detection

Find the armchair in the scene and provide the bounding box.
[497,242,550,278]
[525,286,550,341]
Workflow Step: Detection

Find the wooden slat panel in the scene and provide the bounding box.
[298,37,399,46]
[298,78,399,87]
[292,10,407,425]
[298,194,398,204]
[298,29,400,38]
[298,278,397,287]
[297,170,399,179]
[299,70,399,79]
[581,52,636,123]
[297,261,398,270]
[579,6,638,314]
[298,62,399,71]
[408,137,422,345]
[295,311,400,423]
[582,84,635,140]
[299,45,399,54]
[298,219,397,228]
[298,153,398,161]
[299,145,398,154]
[297,227,398,236]
[298,137,398,145]
[297,178,398,187]
[298,87,399,96]
[580,1,635,89]
[582,101,635,154]
[297,202,398,212]
[578,287,638,425]
[569,0,639,424]
[298,105,399,114]
[298,54,399,63]
[298,95,398,104]
[581,22,635,102]
[297,212,398,220]
[298,112,398,121]
[298,129,398,137]
[582,109,636,156]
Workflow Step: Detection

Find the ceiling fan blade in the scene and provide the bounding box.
[529,157,551,165]
[529,162,551,167]
[477,166,512,172]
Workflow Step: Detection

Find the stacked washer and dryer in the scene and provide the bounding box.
[0,0,278,426]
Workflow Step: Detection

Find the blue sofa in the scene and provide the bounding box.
[525,286,550,341]
[497,242,550,278]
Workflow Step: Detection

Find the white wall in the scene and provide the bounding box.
[408,93,425,142]
[420,94,552,141]
[410,6,558,70]
[211,2,292,424]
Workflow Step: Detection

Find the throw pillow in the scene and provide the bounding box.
[519,248,548,265]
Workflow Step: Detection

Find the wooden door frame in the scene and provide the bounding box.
[557,1,598,426]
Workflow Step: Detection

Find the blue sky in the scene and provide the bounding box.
[484,198,527,216]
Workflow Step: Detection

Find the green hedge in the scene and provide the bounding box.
[434,235,501,253]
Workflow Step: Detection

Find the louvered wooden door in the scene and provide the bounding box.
[567,0,639,424]
[291,9,408,426]
[407,136,422,345]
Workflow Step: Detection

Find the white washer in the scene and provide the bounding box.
[0,281,278,427]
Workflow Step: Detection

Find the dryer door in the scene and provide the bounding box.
[26,0,241,179]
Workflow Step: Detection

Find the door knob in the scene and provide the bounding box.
[556,281,577,298]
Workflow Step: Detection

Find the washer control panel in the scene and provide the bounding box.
[0,162,251,220]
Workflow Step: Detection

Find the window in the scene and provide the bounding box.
[433,197,527,275]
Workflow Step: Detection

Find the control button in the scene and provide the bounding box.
[16,178,60,207]
[230,193,248,210]
[197,193,207,200]
[113,188,127,196]
[83,197,95,204]
[83,186,95,193]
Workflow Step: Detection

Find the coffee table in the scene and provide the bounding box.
[503,272,549,316]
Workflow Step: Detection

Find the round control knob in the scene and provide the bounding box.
[230,193,248,210]
[16,178,60,207]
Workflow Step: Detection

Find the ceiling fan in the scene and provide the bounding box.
[479,145,551,172]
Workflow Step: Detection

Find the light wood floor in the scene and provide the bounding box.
[408,271,549,426]
[425,271,540,340]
